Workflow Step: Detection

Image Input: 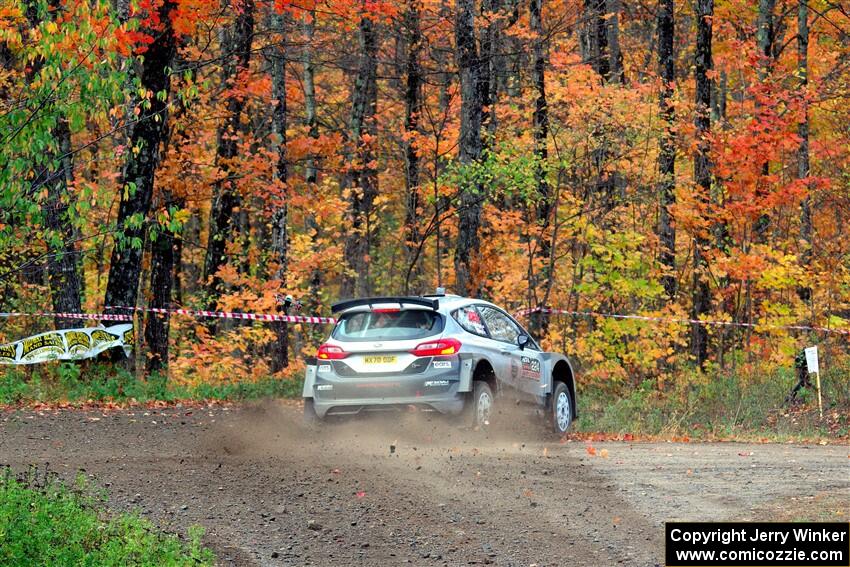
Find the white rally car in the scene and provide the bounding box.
[302,292,577,434]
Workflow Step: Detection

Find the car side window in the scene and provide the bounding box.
[452,306,488,337]
[478,306,520,344]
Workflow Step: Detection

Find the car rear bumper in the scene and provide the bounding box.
[308,356,466,418]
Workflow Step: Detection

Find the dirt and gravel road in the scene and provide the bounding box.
[1,402,847,566]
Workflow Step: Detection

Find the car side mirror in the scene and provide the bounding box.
[517,334,529,350]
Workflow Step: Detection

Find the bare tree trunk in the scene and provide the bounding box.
[23,2,83,328]
[300,10,323,315]
[657,0,676,299]
[340,8,379,299]
[144,207,177,373]
[433,0,453,286]
[144,64,194,375]
[797,0,812,303]
[403,0,423,294]
[172,226,184,304]
[104,0,178,321]
[180,214,201,298]
[438,0,453,115]
[756,0,776,82]
[529,0,550,337]
[269,9,290,371]
[753,0,776,241]
[480,0,500,136]
[605,0,624,83]
[203,1,255,306]
[454,0,485,296]
[691,0,713,366]
[41,118,84,329]
[581,0,624,224]
[581,0,610,81]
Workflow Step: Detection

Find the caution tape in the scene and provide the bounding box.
[517,307,850,335]
[106,306,337,324]
[0,307,336,324]
[5,305,844,335]
[0,312,133,321]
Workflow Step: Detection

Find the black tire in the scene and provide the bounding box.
[303,398,322,426]
[550,381,573,434]
[470,381,494,429]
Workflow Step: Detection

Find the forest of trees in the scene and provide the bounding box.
[1,0,849,386]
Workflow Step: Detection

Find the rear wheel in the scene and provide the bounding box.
[551,381,572,434]
[471,381,493,429]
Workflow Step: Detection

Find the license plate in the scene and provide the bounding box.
[364,355,397,364]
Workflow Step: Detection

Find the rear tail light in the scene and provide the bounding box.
[317,343,349,360]
[411,338,461,357]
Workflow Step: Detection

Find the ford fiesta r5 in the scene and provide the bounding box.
[302,294,578,434]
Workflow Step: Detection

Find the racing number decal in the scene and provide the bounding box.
[519,356,541,380]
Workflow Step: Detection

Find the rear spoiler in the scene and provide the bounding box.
[331,296,439,313]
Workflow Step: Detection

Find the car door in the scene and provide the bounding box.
[476,306,543,396]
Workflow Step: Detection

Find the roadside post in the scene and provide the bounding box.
[804,346,822,418]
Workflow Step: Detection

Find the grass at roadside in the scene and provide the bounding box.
[0,467,214,566]
[575,363,850,441]
[2,360,848,441]
[0,361,302,406]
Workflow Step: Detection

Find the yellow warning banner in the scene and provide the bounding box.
[0,324,133,365]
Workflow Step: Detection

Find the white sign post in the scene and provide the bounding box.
[804,346,823,418]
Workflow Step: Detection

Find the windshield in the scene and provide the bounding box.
[333,310,443,342]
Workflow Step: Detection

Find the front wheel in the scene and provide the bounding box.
[550,381,573,434]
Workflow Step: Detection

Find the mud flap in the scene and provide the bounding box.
[458,356,473,393]
[302,357,317,399]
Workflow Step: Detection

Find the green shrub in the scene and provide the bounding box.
[0,469,214,566]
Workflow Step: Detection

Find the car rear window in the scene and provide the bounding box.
[452,305,488,337]
[333,310,443,342]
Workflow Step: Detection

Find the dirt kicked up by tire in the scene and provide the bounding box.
[2,402,847,566]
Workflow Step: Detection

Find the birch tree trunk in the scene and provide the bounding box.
[303,11,319,186]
